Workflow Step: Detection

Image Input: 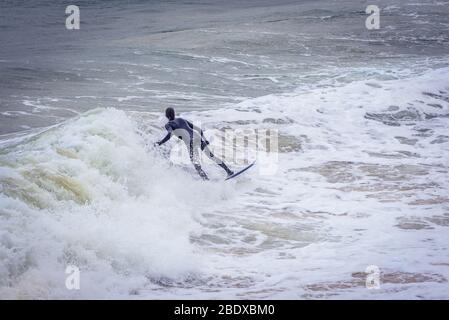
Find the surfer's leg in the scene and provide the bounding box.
[202,144,233,176]
[189,144,209,180]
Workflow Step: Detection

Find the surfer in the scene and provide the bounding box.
[156,107,234,180]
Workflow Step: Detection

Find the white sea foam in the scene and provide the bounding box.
[0,108,235,298]
[1,66,449,299]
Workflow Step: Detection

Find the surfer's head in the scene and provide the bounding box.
[165,107,175,121]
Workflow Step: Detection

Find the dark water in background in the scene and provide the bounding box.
[1,0,449,135]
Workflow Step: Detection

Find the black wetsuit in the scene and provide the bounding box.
[158,117,233,180]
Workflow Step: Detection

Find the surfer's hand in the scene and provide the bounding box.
[204,139,210,145]
[154,141,160,147]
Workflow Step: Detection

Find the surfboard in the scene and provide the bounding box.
[225,161,256,181]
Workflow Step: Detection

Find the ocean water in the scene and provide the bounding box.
[1,0,449,299]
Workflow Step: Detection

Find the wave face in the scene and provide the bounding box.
[0,108,235,298]
[1,66,449,299]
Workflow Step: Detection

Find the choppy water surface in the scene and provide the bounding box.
[0,0,449,298]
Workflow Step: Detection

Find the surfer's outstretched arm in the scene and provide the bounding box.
[157,132,171,145]
[157,123,174,145]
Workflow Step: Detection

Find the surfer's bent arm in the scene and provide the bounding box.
[158,124,173,146]
[187,120,205,138]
